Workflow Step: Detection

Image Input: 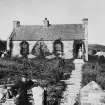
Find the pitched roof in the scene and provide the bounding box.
[10,24,85,41]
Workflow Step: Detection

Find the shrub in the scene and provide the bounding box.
[0,57,74,105]
[82,62,105,90]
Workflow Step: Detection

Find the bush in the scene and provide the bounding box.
[82,62,105,90]
[0,57,74,105]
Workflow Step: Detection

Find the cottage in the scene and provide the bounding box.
[7,18,88,60]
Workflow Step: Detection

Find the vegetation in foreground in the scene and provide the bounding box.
[0,57,74,104]
[82,55,105,89]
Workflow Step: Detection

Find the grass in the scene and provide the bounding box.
[82,55,105,89]
[0,57,74,105]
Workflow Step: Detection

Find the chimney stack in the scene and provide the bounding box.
[13,21,20,29]
[43,18,50,27]
[82,18,88,61]
[82,18,88,25]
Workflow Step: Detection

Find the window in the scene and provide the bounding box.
[53,39,63,56]
[20,41,29,58]
[73,40,85,59]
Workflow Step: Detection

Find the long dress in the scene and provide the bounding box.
[78,49,83,59]
[32,86,44,105]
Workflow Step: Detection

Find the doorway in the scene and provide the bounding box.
[73,40,85,59]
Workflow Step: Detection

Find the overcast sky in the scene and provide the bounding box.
[0,0,105,45]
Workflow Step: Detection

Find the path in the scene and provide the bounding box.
[60,59,84,105]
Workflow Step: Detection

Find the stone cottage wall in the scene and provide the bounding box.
[11,41,53,57]
[7,39,10,51]
[10,40,74,59]
[63,41,74,59]
[12,41,21,57]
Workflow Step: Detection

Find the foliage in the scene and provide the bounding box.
[82,60,105,89]
[0,57,74,105]
[0,40,6,51]
[88,55,105,63]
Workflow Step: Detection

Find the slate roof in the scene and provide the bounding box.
[10,24,85,41]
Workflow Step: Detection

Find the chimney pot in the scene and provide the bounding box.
[13,21,20,29]
[43,18,50,27]
[82,18,88,25]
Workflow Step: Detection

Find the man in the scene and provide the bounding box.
[13,76,34,105]
[78,47,83,59]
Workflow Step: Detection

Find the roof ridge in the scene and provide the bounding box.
[10,24,85,40]
[20,24,83,27]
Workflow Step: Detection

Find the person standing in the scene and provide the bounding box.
[78,47,83,59]
[12,76,34,105]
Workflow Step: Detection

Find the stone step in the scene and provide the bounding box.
[60,60,84,105]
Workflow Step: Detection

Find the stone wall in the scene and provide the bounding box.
[12,41,21,57]
[63,41,74,59]
[9,40,74,59]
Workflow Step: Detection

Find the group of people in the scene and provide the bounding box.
[0,76,48,105]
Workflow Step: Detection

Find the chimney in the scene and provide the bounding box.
[13,21,20,29]
[82,18,88,26]
[82,18,88,61]
[43,18,50,27]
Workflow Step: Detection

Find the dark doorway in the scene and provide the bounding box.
[73,40,85,59]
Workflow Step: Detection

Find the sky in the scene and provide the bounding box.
[0,0,105,45]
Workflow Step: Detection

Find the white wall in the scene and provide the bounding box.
[12,41,21,57]
[11,40,74,59]
[63,41,74,59]
[11,41,53,57]
[27,41,37,53]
